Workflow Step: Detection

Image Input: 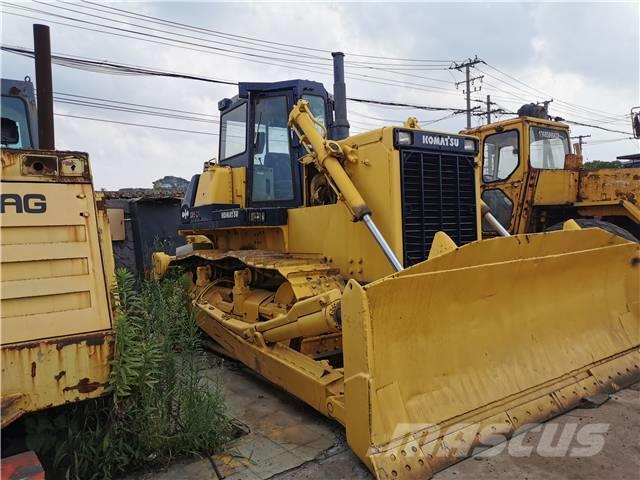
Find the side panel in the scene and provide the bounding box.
[578,168,640,203]
[1,182,113,343]
[1,332,114,427]
[533,170,579,205]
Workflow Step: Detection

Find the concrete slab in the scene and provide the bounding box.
[125,359,343,480]
[277,384,640,480]
[125,359,639,480]
[433,385,640,480]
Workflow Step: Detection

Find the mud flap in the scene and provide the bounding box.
[341,229,640,479]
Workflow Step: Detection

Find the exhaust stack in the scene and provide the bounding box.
[331,52,350,140]
[33,24,55,150]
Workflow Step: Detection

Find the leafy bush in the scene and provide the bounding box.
[583,160,624,169]
[26,269,231,479]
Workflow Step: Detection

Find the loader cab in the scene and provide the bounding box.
[218,80,333,208]
[1,78,38,149]
[466,116,571,235]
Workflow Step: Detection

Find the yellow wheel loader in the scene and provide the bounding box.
[153,57,639,479]
[464,106,640,241]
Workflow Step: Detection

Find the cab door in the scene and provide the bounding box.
[247,89,331,209]
[480,123,529,235]
[248,90,302,208]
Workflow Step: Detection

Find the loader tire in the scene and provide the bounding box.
[546,219,638,242]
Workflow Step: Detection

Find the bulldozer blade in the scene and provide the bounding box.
[341,228,639,479]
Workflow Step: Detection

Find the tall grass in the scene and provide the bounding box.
[25,269,231,479]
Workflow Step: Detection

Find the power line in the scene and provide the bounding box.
[477,64,629,122]
[2,46,470,112]
[481,63,626,119]
[2,4,459,94]
[467,101,634,136]
[2,45,238,85]
[475,85,631,128]
[53,0,456,86]
[564,120,633,136]
[347,97,466,112]
[5,2,327,64]
[55,98,219,124]
[54,91,217,118]
[79,0,460,64]
[55,113,218,135]
[2,10,461,96]
[582,136,633,145]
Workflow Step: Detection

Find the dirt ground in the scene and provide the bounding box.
[126,358,640,480]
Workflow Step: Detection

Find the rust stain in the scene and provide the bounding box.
[54,370,66,382]
[30,362,36,378]
[55,332,108,350]
[62,377,104,394]
[2,331,112,352]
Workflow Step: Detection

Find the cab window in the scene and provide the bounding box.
[482,130,519,182]
[530,127,569,169]
[302,94,326,133]
[1,95,33,148]
[481,189,513,231]
[220,103,246,160]
[252,95,293,202]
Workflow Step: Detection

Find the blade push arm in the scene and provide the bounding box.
[288,100,404,271]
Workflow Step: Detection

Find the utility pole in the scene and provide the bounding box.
[486,94,496,124]
[452,56,484,128]
[571,134,591,155]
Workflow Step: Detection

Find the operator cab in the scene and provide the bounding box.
[218,80,334,208]
[466,104,573,235]
[1,78,38,149]
[179,80,335,230]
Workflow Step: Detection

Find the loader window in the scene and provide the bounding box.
[251,95,294,202]
[220,103,247,160]
[482,189,513,231]
[1,95,33,148]
[529,127,570,169]
[482,130,519,182]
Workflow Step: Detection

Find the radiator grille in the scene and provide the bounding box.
[400,149,477,267]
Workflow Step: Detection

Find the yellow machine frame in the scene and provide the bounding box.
[154,101,640,479]
[1,148,115,427]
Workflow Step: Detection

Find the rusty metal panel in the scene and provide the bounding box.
[1,147,114,427]
[1,181,113,343]
[1,331,114,427]
[532,170,579,205]
[578,168,640,204]
[1,149,92,183]
[107,207,125,241]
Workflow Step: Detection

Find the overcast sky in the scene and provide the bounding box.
[1,1,638,189]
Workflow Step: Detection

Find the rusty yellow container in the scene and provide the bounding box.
[1,148,115,427]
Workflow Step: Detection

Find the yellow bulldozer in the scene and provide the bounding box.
[153,55,639,479]
[464,105,640,240]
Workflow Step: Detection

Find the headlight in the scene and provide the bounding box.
[464,139,476,152]
[397,131,413,145]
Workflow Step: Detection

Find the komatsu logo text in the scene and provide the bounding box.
[0,193,47,214]
[422,134,460,148]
